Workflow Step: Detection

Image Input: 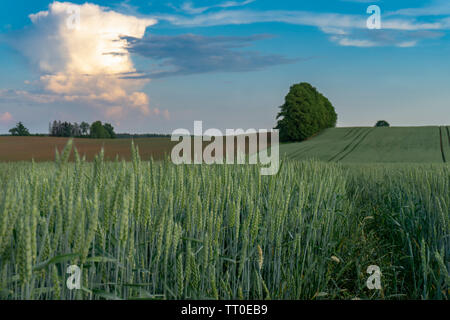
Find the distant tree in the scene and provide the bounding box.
[72,122,82,137]
[61,122,74,137]
[50,120,62,137]
[103,123,116,139]
[80,122,90,136]
[276,83,337,142]
[9,122,31,136]
[90,121,111,139]
[375,120,390,127]
[50,121,57,136]
[48,120,115,138]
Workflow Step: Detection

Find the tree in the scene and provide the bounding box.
[275,83,337,142]
[80,122,90,136]
[90,121,111,139]
[103,123,116,139]
[49,120,115,138]
[375,120,390,127]
[61,122,74,137]
[9,122,31,136]
[72,122,82,137]
[50,120,63,137]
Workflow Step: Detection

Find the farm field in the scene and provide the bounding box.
[281,126,450,163]
[2,127,448,164]
[0,134,271,162]
[0,136,176,162]
[0,141,448,300]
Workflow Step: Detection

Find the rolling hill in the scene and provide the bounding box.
[280,126,450,163]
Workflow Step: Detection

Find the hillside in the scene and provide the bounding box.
[280,126,450,163]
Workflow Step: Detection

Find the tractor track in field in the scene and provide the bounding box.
[337,128,375,162]
[290,145,316,159]
[292,128,361,160]
[343,127,357,139]
[447,126,450,146]
[328,127,364,162]
[439,127,446,163]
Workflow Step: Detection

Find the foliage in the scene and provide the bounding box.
[375,120,390,127]
[50,121,82,137]
[103,123,116,139]
[80,122,90,136]
[90,121,115,139]
[0,141,448,300]
[276,83,337,142]
[9,122,31,136]
[49,121,116,139]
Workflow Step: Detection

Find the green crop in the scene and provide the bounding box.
[0,140,448,300]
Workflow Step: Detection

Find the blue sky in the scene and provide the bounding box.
[0,0,449,134]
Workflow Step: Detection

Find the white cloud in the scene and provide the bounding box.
[158,10,367,29]
[155,6,450,48]
[396,41,418,48]
[178,0,256,14]
[387,0,450,17]
[320,27,349,35]
[331,36,376,47]
[157,9,448,32]
[15,1,161,118]
[382,19,442,31]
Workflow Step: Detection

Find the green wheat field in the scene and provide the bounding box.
[281,126,450,163]
[0,137,448,300]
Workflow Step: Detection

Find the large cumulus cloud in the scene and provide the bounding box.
[12,1,165,119]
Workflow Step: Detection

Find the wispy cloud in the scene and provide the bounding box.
[171,0,256,15]
[156,10,367,29]
[340,0,379,3]
[331,37,376,47]
[123,33,296,78]
[329,29,443,48]
[387,0,450,17]
[154,2,450,48]
[156,8,450,31]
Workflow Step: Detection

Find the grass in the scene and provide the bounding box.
[0,141,448,300]
[281,126,447,163]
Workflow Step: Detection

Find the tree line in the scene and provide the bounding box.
[49,121,116,139]
[8,121,116,139]
[6,121,170,139]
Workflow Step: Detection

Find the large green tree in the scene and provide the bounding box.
[9,122,31,136]
[276,83,337,142]
[90,121,111,139]
[103,123,116,139]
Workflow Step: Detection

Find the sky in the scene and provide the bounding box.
[0,0,449,134]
